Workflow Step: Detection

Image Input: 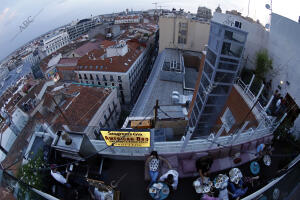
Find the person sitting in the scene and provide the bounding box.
[196,157,213,182]
[145,151,171,185]
[228,168,248,199]
[159,169,179,190]
[90,184,113,200]
[50,164,71,188]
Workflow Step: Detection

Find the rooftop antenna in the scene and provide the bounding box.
[247,0,250,17]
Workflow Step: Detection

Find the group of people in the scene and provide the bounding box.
[50,164,113,200]
[145,151,266,200]
[267,90,287,116]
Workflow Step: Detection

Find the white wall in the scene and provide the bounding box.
[12,108,30,131]
[1,127,17,152]
[84,88,121,138]
[267,13,300,138]
[212,12,269,70]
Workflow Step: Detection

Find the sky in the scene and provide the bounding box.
[0,0,299,61]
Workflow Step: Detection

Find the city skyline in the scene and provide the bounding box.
[0,0,299,61]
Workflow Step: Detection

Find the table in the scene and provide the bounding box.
[250,161,260,175]
[149,182,170,200]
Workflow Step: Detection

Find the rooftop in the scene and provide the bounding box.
[76,40,145,73]
[57,58,79,66]
[47,84,112,133]
[130,49,197,119]
[73,41,101,57]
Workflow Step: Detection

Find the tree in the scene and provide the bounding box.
[255,49,273,80]
[17,150,46,199]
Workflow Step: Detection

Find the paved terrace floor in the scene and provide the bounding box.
[98,146,297,200]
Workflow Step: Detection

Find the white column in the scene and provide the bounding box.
[180,127,194,152]
[209,124,225,149]
[232,121,249,143]
[246,74,255,93]
[273,113,288,131]
[253,84,264,103]
[264,95,274,112]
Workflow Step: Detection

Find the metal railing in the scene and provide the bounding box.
[236,79,273,127]
[91,125,275,156]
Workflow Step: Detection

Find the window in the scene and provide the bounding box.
[214,72,235,83]
[110,75,114,81]
[221,42,243,58]
[84,74,88,79]
[105,82,107,86]
[234,21,242,29]
[224,30,246,43]
[118,76,122,82]
[78,74,82,79]
[103,75,107,81]
[90,74,94,80]
[219,57,239,64]
[98,81,101,85]
[221,108,236,132]
[119,84,123,90]
[211,85,230,95]
[204,62,214,79]
[112,83,115,86]
[206,49,216,66]
[218,62,238,71]
[96,75,99,80]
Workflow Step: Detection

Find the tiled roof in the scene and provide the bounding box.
[77,41,145,73]
[73,42,101,57]
[51,85,112,132]
[100,40,116,48]
[39,41,87,73]
[57,58,79,66]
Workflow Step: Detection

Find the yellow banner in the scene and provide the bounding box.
[100,130,151,147]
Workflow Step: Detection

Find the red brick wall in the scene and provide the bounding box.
[213,86,258,136]
[188,54,206,118]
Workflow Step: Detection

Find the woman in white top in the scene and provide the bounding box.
[159,169,179,190]
[145,151,171,185]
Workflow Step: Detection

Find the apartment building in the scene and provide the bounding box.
[67,18,96,40]
[158,15,210,53]
[197,7,212,21]
[75,39,152,104]
[21,49,40,67]
[114,15,141,24]
[42,32,70,56]
[188,20,248,136]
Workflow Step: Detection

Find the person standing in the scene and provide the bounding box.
[145,151,171,185]
[50,164,71,188]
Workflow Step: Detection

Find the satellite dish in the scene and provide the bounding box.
[265,24,270,29]
[265,4,271,9]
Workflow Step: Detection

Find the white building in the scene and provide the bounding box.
[75,39,152,104]
[42,32,70,56]
[114,15,140,24]
[67,18,96,40]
